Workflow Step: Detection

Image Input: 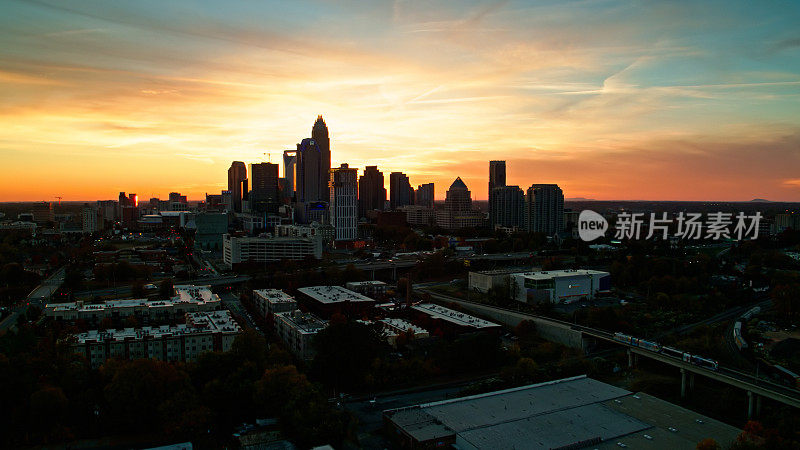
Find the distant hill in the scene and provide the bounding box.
[566,197,596,201]
[750,198,772,203]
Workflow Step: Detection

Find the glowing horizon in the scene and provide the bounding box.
[2,0,800,202]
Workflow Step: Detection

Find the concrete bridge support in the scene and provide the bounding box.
[681,368,687,398]
[626,349,639,368]
[747,391,763,419]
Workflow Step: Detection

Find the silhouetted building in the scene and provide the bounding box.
[228,161,248,213]
[31,201,54,224]
[415,183,435,208]
[283,150,297,199]
[359,165,386,218]
[525,184,564,235]
[312,115,331,194]
[491,185,525,230]
[488,160,506,227]
[249,162,280,213]
[329,163,358,241]
[390,172,413,210]
[437,178,484,230]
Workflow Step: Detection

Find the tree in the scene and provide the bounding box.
[773,284,800,321]
[696,438,720,450]
[311,320,387,390]
[131,281,146,298]
[159,278,174,299]
[101,359,193,431]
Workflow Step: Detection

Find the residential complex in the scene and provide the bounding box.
[345,280,389,297]
[70,310,242,368]
[273,309,328,360]
[45,285,222,323]
[252,289,298,320]
[297,285,375,317]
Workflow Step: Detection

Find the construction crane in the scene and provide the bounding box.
[54,196,62,206]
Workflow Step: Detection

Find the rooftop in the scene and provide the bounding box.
[518,269,609,280]
[275,310,327,334]
[411,303,499,329]
[253,289,297,304]
[380,318,428,336]
[74,310,241,343]
[385,376,740,449]
[346,280,388,287]
[46,285,220,314]
[298,286,375,304]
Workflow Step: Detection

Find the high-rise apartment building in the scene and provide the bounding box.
[488,160,507,227]
[81,204,100,233]
[329,163,358,241]
[249,162,280,213]
[525,184,564,235]
[390,172,413,210]
[358,166,386,218]
[491,186,525,229]
[415,183,435,208]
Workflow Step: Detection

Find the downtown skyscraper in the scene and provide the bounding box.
[358,165,386,218]
[296,116,331,204]
[296,116,332,222]
[415,183,434,208]
[249,162,280,213]
[389,172,413,210]
[228,161,247,213]
[282,150,297,199]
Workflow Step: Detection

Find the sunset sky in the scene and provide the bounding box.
[2,0,800,202]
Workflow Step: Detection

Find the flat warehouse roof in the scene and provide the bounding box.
[298,286,375,304]
[411,303,499,329]
[518,269,609,280]
[384,376,741,450]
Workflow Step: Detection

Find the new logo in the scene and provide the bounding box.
[578,210,608,241]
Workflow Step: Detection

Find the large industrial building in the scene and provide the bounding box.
[511,269,611,304]
[45,285,222,323]
[383,375,740,449]
[468,268,538,294]
[70,310,241,368]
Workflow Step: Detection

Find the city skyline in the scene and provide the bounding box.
[2,0,800,202]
